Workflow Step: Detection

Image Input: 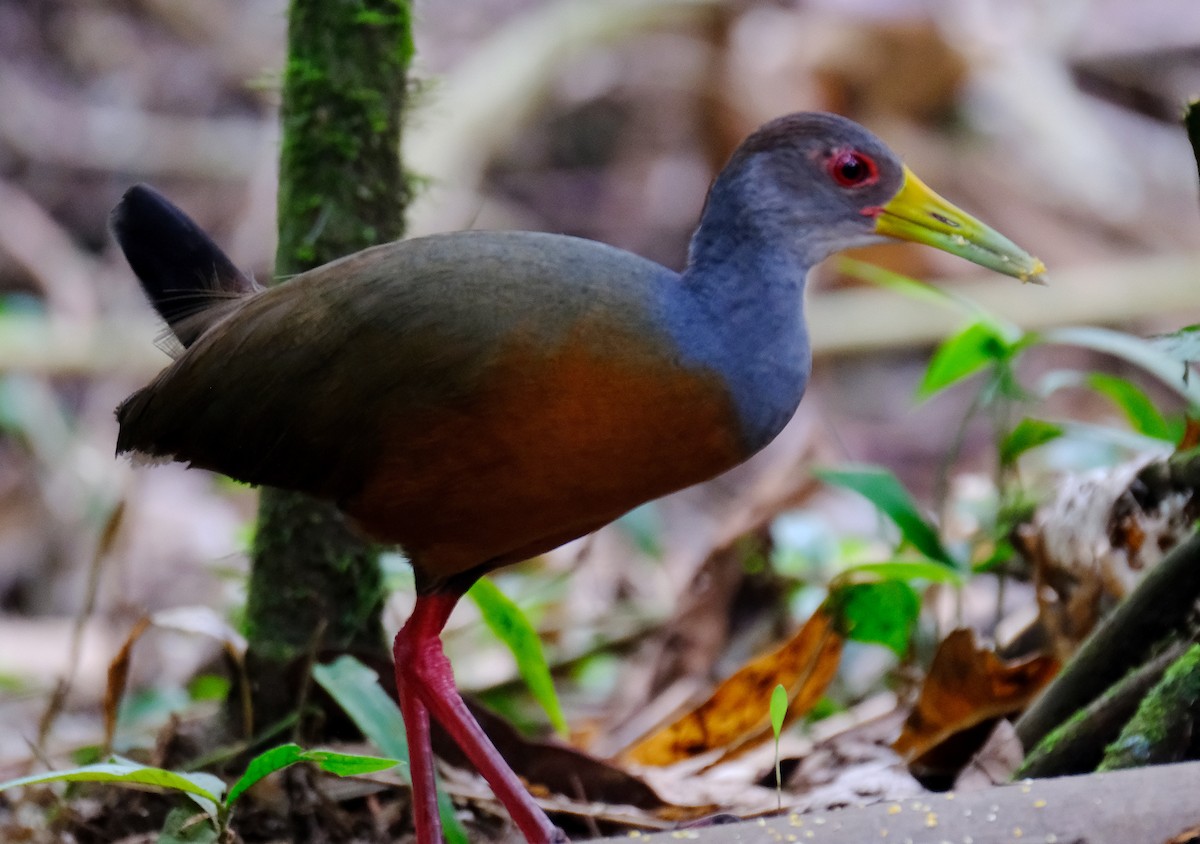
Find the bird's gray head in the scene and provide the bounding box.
[693,111,1045,282]
[696,112,903,265]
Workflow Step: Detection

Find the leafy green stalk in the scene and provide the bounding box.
[769,683,788,809]
[468,577,568,735]
[0,744,397,840]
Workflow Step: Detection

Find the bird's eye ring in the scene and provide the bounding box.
[828,149,879,188]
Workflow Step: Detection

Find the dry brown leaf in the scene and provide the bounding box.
[623,601,843,766]
[893,628,1058,763]
[103,615,152,754]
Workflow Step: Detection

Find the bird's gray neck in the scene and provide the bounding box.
[663,177,814,454]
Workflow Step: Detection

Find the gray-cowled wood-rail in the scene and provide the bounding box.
[111,112,1044,843]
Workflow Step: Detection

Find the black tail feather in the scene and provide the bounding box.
[111,184,258,347]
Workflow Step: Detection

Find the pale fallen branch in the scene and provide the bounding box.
[0,312,162,378]
[595,760,1200,844]
[810,251,1200,355]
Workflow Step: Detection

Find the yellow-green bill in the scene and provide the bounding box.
[875,167,1046,284]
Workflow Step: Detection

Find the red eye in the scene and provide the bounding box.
[828,149,878,188]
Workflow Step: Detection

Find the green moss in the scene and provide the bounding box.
[1016,646,1189,779]
[246,489,387,662]
[241,0,414,725]
[274,0,412,274]
[1098,644,1200,771]
[1014,689,1088,779]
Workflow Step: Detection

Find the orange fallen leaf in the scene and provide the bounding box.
[623,601,843,766]
[893,628,1058,763]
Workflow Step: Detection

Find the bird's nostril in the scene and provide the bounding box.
[931,212,958,227]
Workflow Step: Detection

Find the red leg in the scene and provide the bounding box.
[395,648,440,842]
[394,591,566,844]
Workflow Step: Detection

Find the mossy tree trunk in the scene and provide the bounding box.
[239,0,413,735]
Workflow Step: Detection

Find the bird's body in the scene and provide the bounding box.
[117,230,806,588]
[111,112,1044,843]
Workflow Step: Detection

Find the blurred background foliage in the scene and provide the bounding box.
[2,0,1200,834]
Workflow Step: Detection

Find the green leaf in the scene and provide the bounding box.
[919,321,1012,399]
[769,684,788,739]
[225,744,398,808]
[833,581,920,657]
[999,418,1065,465]
[842,560,964,586]
[1086,373,1175,441]
[226,744,303,807]
[467,577,567,735]
[313,657,467,844]
[187,674,230,703]
[158,806,219,844]
[302,749,399,777]
[814,465,955,567]
[0,759,225,818]
[769,682,788,809]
